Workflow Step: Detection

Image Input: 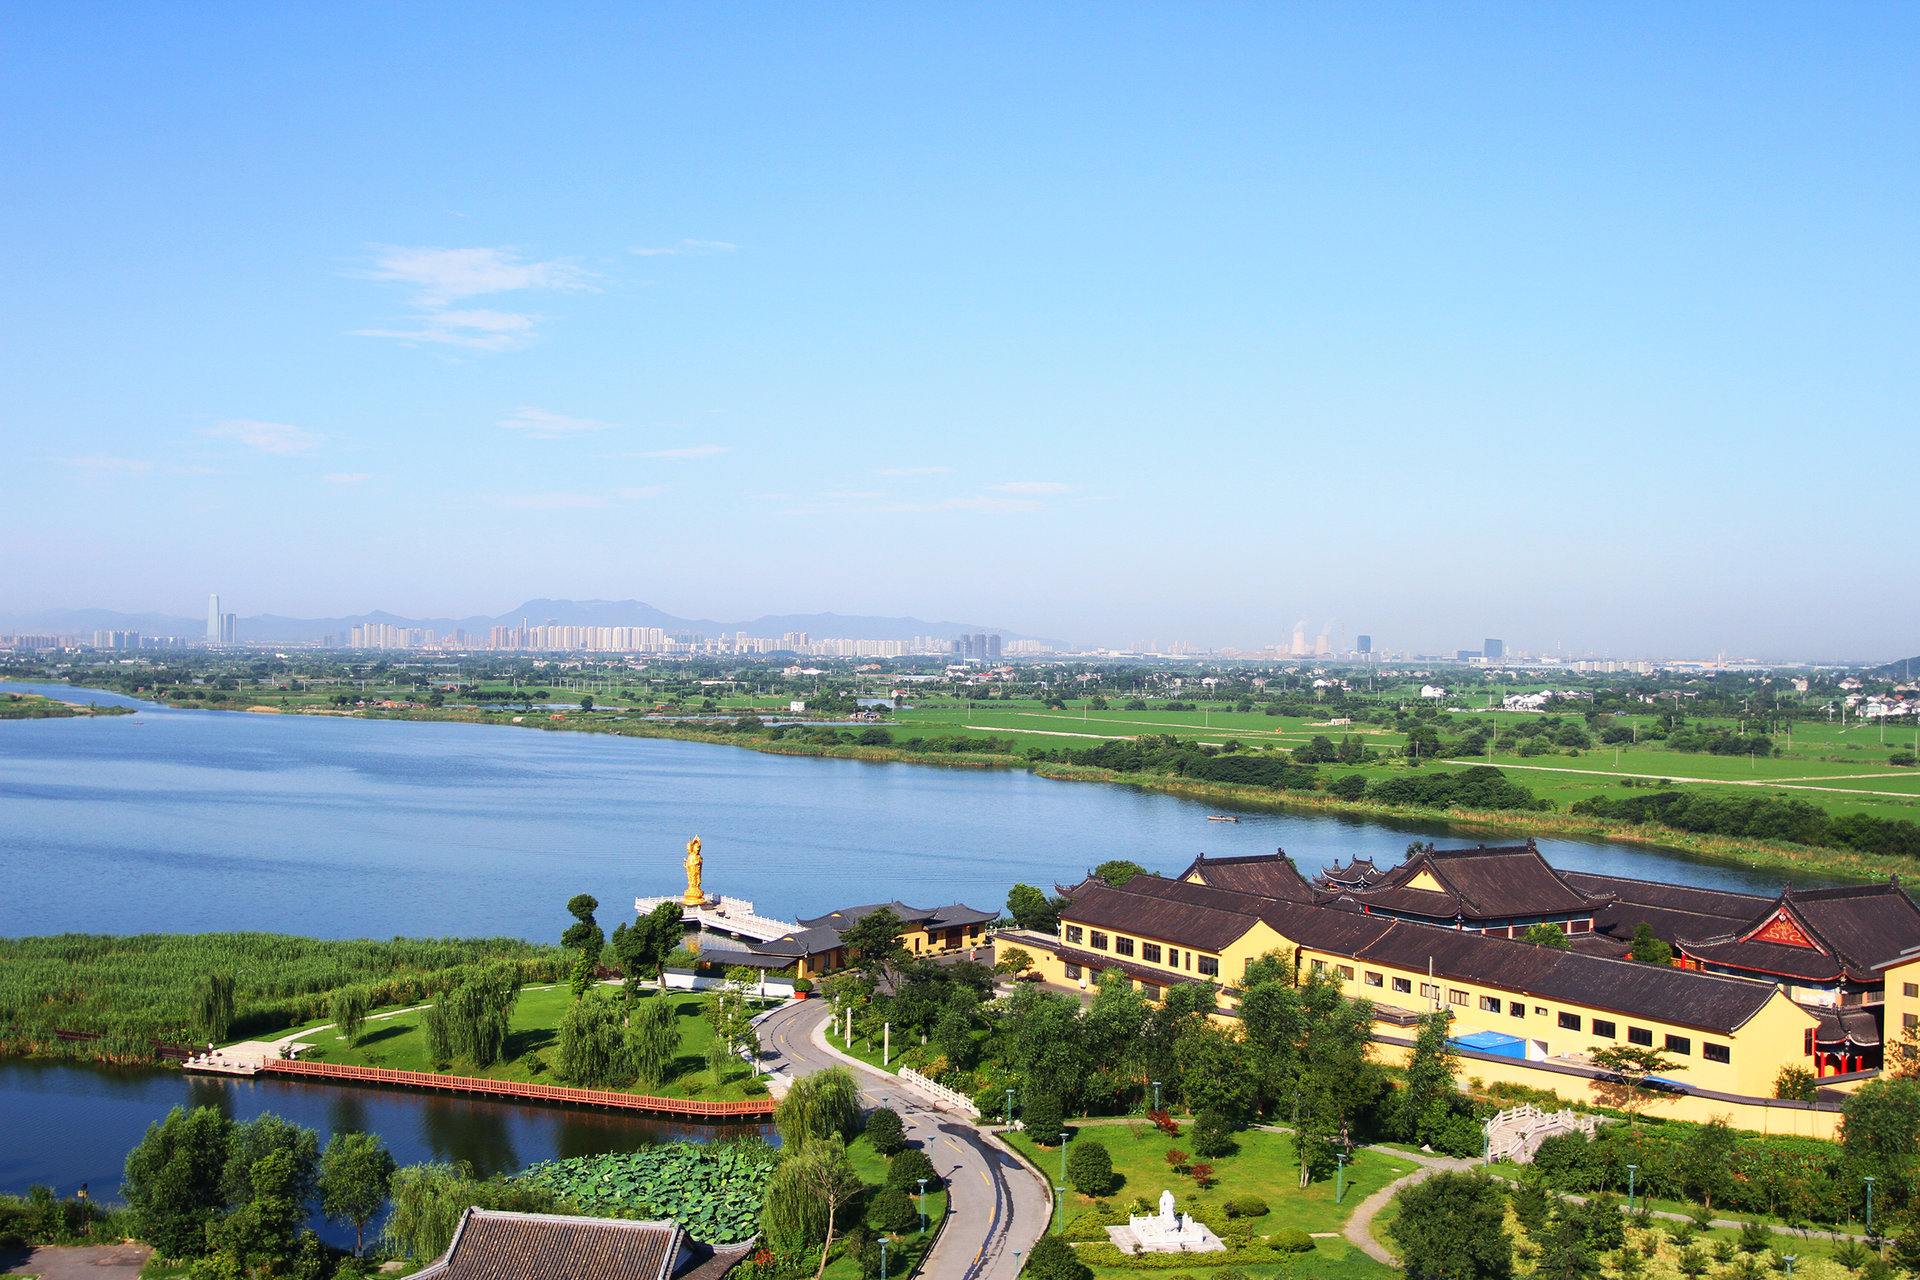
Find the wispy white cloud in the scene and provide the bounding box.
[322,472,371,484]
[877,465,952,477]
[353,309,543,352]
[779,492,1045,517]
[200,420,324,455]
[630,239,740,257]
[992,480,1075,495]
[62,455,155,476]
[500,407,619,439]
[483,485,665,510]
[631,444,730,460]
[356,246,595,306]
[352,246,592,351]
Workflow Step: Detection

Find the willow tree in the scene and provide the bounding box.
[627,994,683,1088]
[554,991,629,1086]
[330,985,369,1045]
[774,1066,861,1153]
[194,972,237,1043]
[436,966,520,1069]
[763,1135,859,1280]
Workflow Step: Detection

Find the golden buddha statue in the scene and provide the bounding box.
[683,836,706,906]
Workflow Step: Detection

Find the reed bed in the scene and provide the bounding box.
[0,933,570,1053]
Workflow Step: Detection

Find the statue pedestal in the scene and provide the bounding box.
[1107,1203,1226,1255]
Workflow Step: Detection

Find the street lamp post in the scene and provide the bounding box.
[1627,1165,1638,1213]
[880,1238,888,1280]
[1865,1176,1877,1240]
[1059,1132,1071,1192]
[1006,1090,1016,1129]
[1055,1185,1066,1234]
[918,1178,929,1236]
[1152,1081,1162,1112]
[1783,1257,1797,1278]
[1336,1152,1346,1204]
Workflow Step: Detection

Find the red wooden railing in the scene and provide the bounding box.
[263,1058,775,1118]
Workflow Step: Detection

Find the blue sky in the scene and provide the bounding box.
[3,5,1913,658]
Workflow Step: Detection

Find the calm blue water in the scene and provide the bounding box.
[0,681,1814,943]
[0,1057,764,1246]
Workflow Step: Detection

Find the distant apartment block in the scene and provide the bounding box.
[1483,638,1505,659]
[91,630,140,650]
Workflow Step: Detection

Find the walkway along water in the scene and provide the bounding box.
[259,1059,775,1119]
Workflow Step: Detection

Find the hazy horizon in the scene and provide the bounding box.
[4,7,1914,658]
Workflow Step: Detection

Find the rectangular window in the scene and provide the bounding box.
[1449,989,1469,1006]
[1064,963,1081,980]
[1558,1012,1582,1031]
[1197,956,1220,977]
[1592,1020,1616,1039]
[1090,931,1108,950]
[1420,983,1440,1001]
[1168,948,1181,968]
[1805,1027,1816,1056]
[1115,937,1135,957]
[1510,1001,1525,1018]
[1365,971,1384,988]
[1905,1013,1918,1033]
[1142,943,1162,964]
[1338,965,1355,981]
[1629,1027,1653,1047]
[1393,977,1412,994]
[1905,982,1919,998]
[1703,1043,1730,1064]
[1480,996,1502,1013]
[1065,926,1083,945]
[1140,984,1160,1001]
[1310,959,1327,975]
[1665,1034,1691,1055]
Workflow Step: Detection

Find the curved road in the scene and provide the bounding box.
[757,999,1052,1280]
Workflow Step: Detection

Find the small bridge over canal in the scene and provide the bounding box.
[634,895,798,944]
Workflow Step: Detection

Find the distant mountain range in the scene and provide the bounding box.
[1,599,1066,648]
[1867,656,1920,681]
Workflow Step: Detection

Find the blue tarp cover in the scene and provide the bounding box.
[1450,1031,1526,1057]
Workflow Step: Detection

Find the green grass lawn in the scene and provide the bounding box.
[816,1131,950,1280]
[1005,1123,1414,1240]
[285,983,778,1102]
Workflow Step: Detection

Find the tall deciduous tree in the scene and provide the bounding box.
[194,972,237,1044]
[331,985,370,1045]
[1387,1170,1513,1280]
[122,1105,236,1260]
[1841,1077,1920,1202]
[627,993,683,1089]
[320,1130,396,1256]
[554,991,630,1087]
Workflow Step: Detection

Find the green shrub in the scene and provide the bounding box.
[887,1147,940,1192]
[1190,1112,1236,1160]
[1224,1197,1269,1219]
[868,1187,918,1233]
[1268,1228,1314,1253]
[865,1107,908,1156]
[1067,1141,1118,1197]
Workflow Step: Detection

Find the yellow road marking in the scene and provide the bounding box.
[980,1171,990,1184]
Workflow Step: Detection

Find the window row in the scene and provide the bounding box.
[1060,925,1217,977]
[1344,966,1732,1062]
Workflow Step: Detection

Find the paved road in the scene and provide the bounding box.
[0,1244,152,1279]
[756,999,1052,1280]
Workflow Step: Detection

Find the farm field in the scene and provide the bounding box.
[286,983,777,1102]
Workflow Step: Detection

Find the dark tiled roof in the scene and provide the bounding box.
[695,949,795,970]
[748,925,844,959]
[414,1210,685,1280]
[1321,858,1383,888]
[1059,877,1270,953]
[1374,843,1614,921]
[1061,870,1785,1035]
[1179,852,1324,903]
[1048,941,1225,991]
[1343,918,1783,1035]
[1562,871,1769,924]
[795,901,994,931]
[1677,881,1920,983]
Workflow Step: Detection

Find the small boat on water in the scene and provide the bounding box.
[1207,815,1240,823]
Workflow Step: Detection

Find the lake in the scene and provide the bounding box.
[0,680,1825,1214]
[0,681,1814,943]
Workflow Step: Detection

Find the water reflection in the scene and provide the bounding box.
[0,1060,771,1248]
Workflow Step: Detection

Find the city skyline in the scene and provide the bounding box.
[3,7,1914,657]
